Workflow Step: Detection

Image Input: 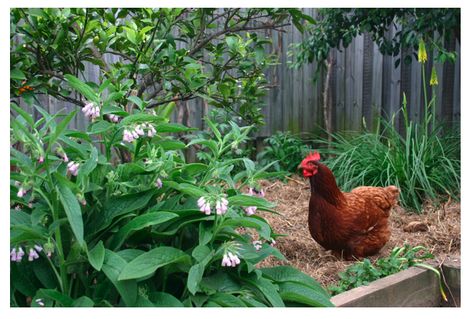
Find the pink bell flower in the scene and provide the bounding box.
[244,206,257,216]
[155,178,163,189]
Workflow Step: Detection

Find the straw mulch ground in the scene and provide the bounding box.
[257,176,461,288]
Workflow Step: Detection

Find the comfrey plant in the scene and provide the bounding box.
[10,78,332,307]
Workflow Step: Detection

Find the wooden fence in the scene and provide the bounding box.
[17,9,461,138]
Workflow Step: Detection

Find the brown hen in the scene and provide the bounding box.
[299,151,400,259]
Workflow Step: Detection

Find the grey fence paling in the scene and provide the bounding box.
[17,9,460,140]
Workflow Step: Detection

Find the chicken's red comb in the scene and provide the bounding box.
[305,151,321,162]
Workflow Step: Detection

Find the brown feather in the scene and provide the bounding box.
[306,163,399,259]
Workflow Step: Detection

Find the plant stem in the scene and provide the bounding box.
[45,164,69,294]
[421,63,429,134]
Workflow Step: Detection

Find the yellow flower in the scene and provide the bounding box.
[418,39,427,64]
[430,67,438,86]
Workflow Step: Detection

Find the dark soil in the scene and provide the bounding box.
[257,176,461,288]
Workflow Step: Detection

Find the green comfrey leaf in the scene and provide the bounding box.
[115,249,146,262]
[10,210,31,226]
[119,113,165,126]
[11,103,34,127]
[87,240,105,271]
[109,211,178,250]
[155,139,186,151]
[78,147,98,177]
[118,246,191,281]
[200,272,241,293]
[182,163,208,177]
[88,120,114,135]
[187,245,214,295]
[55,174,85,248]
[221,216,272,240]
[72,296,95,307]
[206,293,248,307]
[260,266,327,292]
[149,292,184,307]
[187,139,219,157]
[277,282,333,307]
[239,274,284,307]
[227,195,275,209]
[168,182,207,198]
[64,74,99,104]
[127,96,146,110]
[88,188,158,235]
[154,123,196,133]
[35,289,74,307]
[102,249,138,306]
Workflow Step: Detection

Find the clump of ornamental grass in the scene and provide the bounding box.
[317,42,460,212]
[318,111,460,212]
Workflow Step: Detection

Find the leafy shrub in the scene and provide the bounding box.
[10,78,332,307]
[329,245,437,296]
[257,131,312,174]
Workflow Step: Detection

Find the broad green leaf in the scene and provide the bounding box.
[166,182,206,198]
[155,123,195,133]
[36,289,74,307]
[59,135,89,158]
[187,263,205,295]
[200,272,241,293]
[32,258,57,289]
[11,68,26,80]
[127,96,145,109]
[118,247,191,280]
[124,26,138,45]
[182,163,208,176]
[48,110,78,151]
[87,240,105,271]
[192,245,211,263]
[11,263,39,297]
[222,216,272,240]
[187,139,219,156]
[198,223,213,246]
[102,249,137,306]
[64,74,99,103]
[249,277,284,307]
[10,210,31,226]
[10,103,34,127]
[278,282,334,307]
[227,194,275,209]
[207,293,247,307]
[205,117,222,140]
[72,296,95,307]
[149,292,184,307]
[90,189,157,234]
[88,120,113,135]
[119,113,165,126]
[109,211,178,249]
[116,249,145,262]
[79,147,98,176]
[156,139,186,150]
[56,176,85,247]
[10,147,33,173]
[260,266,329,298]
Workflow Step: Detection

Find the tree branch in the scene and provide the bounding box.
[188,22,290,56]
